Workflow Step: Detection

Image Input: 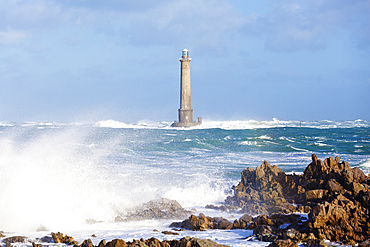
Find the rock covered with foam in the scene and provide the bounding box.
[115,198,191,222]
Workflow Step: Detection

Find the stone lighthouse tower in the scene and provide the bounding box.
[171,49,202,127]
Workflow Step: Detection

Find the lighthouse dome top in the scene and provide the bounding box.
[182,48,189,57]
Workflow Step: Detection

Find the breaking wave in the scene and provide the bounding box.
[95,119,370,130]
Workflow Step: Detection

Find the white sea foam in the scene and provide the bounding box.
[288,146,309,152]
[94,119,370,130]
[239,141,258,146]
[95,119,170,129]
[163,183,228,208]
[257,135,272,140]
[3,119,370,130]
[95,119,132,128]
[279,136,295,142]
[314,142,329,147]
[0,128,125,232]
[359,159,370,172]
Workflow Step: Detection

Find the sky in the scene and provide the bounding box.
[0,0,369,123]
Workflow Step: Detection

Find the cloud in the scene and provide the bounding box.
[123,0,245,52]
[1,0,245,52]
[243,0,370,52]
[0,29,27,46]
[0,0,62,29]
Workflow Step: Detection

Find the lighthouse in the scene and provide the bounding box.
[171,49,202,127]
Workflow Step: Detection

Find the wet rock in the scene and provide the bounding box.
[305,189,327,201]
[170,213,215,231]
[283,228,307,242]
[221,154,370,245]
[170,213,250,231]
[169,237,229,247]
[161,231,179,235]
[39,236,53,243]
[253,225,273,239]
[144,238,162,247]
[98,239,107,247]
[239,214,253,227]
[102,237,230,247]
[51,232,78,245]
[80,239,94,247]
[105,239,127,247]
[224,159,305,215]
[359,239,370,247]
[32,243,41,247]
[268,239,298,247]
[325,178,344,193]
[116,198,191,222]
[305,239,328,247]
[2,236,27,244]
[309,192,369,243]
[353,167,369,183]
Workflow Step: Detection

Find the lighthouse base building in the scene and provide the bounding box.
[171,49,202,127]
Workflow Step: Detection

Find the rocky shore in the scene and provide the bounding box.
[2,232,228,247]
[1,154,370,247]
[193,154,370,246]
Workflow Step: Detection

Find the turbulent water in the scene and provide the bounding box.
[0,119,369,245]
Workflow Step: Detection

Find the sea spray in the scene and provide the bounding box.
[0,126,124,232]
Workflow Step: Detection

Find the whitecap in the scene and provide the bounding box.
[92,119,370,130]
[239,141,257,146]
[96,119,131,128]
[314,142,329,147]
[257,135,272,140]
[289,146,309,152]
[279,136,295,142]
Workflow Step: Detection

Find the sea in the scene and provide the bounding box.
[0,118,369,247]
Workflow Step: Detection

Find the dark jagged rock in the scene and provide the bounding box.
[268,239,298,247]
[51,232,78,245]
[170,213,252,231]
[2,236,27,244]
[170,211,308,243]
[223,160,301,215]
[359,239,370,247]
[105,239,127,247]
[98,240,107,247]
[100,237,229,247]
[39,236,53,243]
[161,231,179,235]
[305,239,328,247]
[5,234,229,247]
[207,154,370,245]
[168,236,229,247]
[80,239,94,247]
[32,242,41,247]
[115,198,191,222]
